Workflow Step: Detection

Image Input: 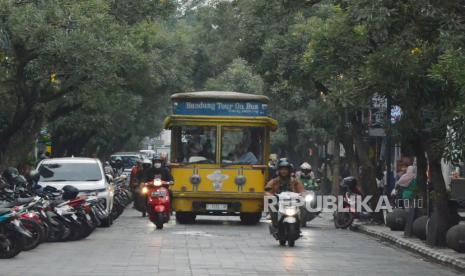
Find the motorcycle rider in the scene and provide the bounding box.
[267,154,278,181]
[138,159,153,183]
[265,158,305,226]
[112,157,124,176]
[134,159,152,211]
[296,162,318,190]
[265,158,305,195]
[130,159,143,192]
[142,155,174,183]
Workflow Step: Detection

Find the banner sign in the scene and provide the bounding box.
[173,101,268,116]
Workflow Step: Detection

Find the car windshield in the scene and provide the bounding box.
[38,162,102,182]
[171,126,217,164]
[111,155,140,169]
[221,127,264,165]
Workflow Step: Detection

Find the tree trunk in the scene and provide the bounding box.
[411,138,427,212]
[426,156,459,246]
[284,118,299,163]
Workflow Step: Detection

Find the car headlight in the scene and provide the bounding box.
[284,207,297,216]
[305,194,315,202]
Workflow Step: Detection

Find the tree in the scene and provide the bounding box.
[205,58,264,93]
[0,0,193,166]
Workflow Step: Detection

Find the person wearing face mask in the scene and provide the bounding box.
[142,155,174,182]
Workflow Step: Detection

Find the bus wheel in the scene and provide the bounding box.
[175,212,196,224]
[240,213,261,225]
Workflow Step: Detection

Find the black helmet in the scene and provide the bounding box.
[152,155,162,162]
[62,185,79,200]
[340,176,357,189]
[12,175,28,187]
[2,167,19,183]
[277,158,292,169]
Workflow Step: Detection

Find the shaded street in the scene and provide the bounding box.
[0,208,460,276]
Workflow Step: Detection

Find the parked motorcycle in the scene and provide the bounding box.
[145,178,173,229]
[0,207,32,258]
[333,176,370,229]
[269,192,301,247]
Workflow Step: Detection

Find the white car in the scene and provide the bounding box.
[36,157,114,226]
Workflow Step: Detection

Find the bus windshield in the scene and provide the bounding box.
[221,127,264,165]
[172,126,217,164]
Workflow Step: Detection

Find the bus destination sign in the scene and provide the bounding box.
[173,101,268,116]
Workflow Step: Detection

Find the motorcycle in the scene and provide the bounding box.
[134,182,148,217]
[269,192,301,247]
[145,178,173,229]
[300,190,321,227]
[299,178,321,227]
[0,207,32,258]
[333,176,370,229]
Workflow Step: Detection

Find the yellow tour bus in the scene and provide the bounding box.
[164,91,278,224]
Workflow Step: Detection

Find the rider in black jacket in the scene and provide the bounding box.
[141,155,173,182]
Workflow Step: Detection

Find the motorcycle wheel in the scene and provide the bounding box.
[20,219,43,251]
[78,220,96,240]
[40,223,49,243]
[67,223,84,241]
[0,231,24,259]
[279,240,286,246]
[286,223,297,247]
[155,213,164,230]
[100,215,113,227]
[334,211,354,229]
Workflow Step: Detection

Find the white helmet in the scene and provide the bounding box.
[142,159,152,165]
[300,162,312,170]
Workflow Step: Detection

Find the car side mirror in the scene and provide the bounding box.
[30,170,40,182]
[105,174,114,183]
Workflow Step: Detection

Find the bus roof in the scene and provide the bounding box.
[171,91,270,103]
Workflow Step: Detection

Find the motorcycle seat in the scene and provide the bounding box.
[16,197,35,204]
[0,201,16,208]
[0,208,11,215]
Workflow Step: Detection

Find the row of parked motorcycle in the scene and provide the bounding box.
[0,170,133,259]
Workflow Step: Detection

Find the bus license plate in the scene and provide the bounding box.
[206,204,227,211]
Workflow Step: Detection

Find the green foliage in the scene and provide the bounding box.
[205,58,264,94]
[0,0,192,163]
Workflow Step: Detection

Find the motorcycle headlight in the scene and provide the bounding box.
[142,186,148,194]
[305,194,315,202]
[284,207,297,216]
[154,179,162,186]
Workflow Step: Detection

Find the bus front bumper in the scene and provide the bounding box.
[173,192,264,214]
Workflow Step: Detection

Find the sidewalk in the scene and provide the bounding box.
[352,223,465,272]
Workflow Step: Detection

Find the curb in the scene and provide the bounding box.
[352,224,465,272]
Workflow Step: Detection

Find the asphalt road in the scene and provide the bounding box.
[0,207,461,276]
